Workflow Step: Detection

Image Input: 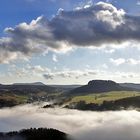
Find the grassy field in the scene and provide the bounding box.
[0,94,28,104]
[67,91,140,105]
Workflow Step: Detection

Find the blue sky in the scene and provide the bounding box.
[0,0,140,33]
[0,0,140,84]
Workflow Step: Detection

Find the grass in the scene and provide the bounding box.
[0,94,28,104]
[15,95,28,103]
[68,91,140,105]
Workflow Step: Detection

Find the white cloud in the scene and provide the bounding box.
[95,2,125,29]
[102,63,108,69]
[0,2,140,63]
[8,65,50,78]
[0,50,18,64]
[137,0,140,5]
[126,58,140,65]
[110,58,140,66]
[43,69,97,80]
[0,104,140,140]
[52,54,58,62]
[28,65,50,73]
[113,71,139,79]
[110,58,125,66]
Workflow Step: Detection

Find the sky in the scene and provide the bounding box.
[0,0,140,84]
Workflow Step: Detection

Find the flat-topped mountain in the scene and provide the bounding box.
[88,80,119,87]
[70,80,133,95]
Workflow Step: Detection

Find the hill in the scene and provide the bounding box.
[69,80,133,96]
[50,85,81,91]
[66,95,140,111]
[13,82,46,86]
[0,84,62,108]
[0,128,69,140]
[120,83,140,90]
[67,91,140,105]
[0,84,59,95]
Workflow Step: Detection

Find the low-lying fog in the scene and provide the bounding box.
[0,103,140,140]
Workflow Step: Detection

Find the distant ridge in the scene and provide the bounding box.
[13,82,46,86]
[120,83,140,90]
[70,80,134,95]
[0,82,59,95]
[50,85,81,90]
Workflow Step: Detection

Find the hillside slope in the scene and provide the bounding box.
[0,84,60,95]
[69,80,133,96]
[0,128,69,140]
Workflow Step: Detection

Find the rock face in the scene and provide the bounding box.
[70,80,130,95]
[87,80,120,91]
[88,80,118,86]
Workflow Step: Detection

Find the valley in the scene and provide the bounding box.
[0,80,140,111]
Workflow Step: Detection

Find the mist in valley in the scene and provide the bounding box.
[0,103,140,140]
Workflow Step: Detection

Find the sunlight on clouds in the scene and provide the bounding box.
[1,2,140,63]
[0,1,140,83]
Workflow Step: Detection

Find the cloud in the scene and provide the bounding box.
[0,104,140,140]
[126,58,140,65]
[137,0,140,5]
[49,2,126,46]
[8,65,50,78]
[43,69,97,80]
[28,65,50,73]
[113,71,139,79]
[110,58,140,66]
[1,2,140,63]
[110,58,125,66]
[43,73,53,80]
[0,50,18,64]
[52,54,58,62]
[102,63,108,69]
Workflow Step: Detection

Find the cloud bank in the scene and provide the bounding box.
[110,58,140,66]
[0,104,140,140]
[43,69,97,79]
[1,2,140,63]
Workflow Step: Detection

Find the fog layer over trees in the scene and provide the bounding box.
[0,104,140,140]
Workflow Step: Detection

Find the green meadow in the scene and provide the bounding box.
[68,91,140,105]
